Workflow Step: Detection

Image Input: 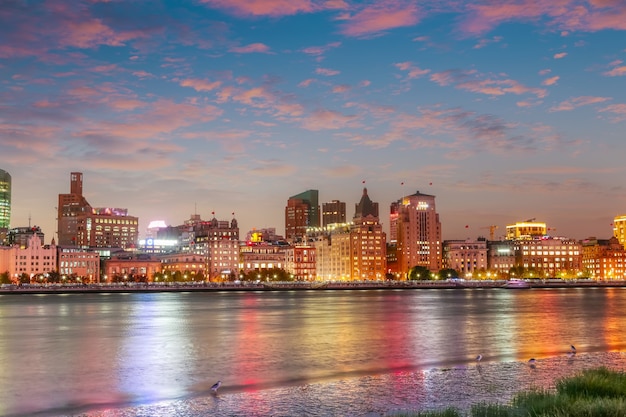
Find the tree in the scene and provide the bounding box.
[408,266,431,280]
[0,271,10,284]
[438,268,459,280]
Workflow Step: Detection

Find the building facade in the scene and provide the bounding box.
[239,242,287,277]
[443,239,488,278]
[284,245,316,281]
[0,234,57,282]
[505,220,547,240]
[390,191,442,275]
[350,188,386,281]
[285,189,320,243]
[614,215,626,249]
[0,168,10,230]
[103,253,162,283]
[57,172,138,248]
[57,247,101,283]
[582,237,626,280]
[514,237,582,278]
[322,200,346,226]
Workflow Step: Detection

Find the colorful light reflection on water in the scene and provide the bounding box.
[1,288,626,416]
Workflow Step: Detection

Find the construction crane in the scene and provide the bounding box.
[480,225,499,240]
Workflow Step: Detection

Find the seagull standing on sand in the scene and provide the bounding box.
[476,354,483,362]
[211,381,222,393]
[528,358,536,368]
[570,345,576,354]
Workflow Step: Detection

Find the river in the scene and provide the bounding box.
[1,287,626,416]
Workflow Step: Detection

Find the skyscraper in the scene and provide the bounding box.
[57,172,138,248]
[391,190,442,275]
[351,188,386,280]
[0,169,11,230]
[322,200,346,226]
[285,189,320,242]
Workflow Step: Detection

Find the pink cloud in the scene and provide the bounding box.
[539,68,552,75]
[430,69,546,98]
[316,67,340,76]
[542,75,560,85]
[340,1,421,37]
[460,0,626,35]
[394,62,431,79]
[300,109,359,130]
[179,78,223,92]
[332,85,351,93]
[77,99,222,140]
[554,52,568,59]
[229,43,271,53]
[550,95,611,112]
[599,103,626,121]
[298,78,316,87]
[604,65,626,76]
[301,42,341,56]
[198,0,333,17]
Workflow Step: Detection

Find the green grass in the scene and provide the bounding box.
[392,368,626,417]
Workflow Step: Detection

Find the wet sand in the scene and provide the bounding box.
[78,351,626,417]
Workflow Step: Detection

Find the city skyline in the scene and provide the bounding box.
[2,1,625,242]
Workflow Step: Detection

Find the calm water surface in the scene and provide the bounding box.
[2,288,626,416]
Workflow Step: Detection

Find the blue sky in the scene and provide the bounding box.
[1,0,625,241]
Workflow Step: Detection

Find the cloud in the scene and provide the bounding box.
[180,78,222,92]
[250,159,297,176]
[554,52,568,59]
[394,62,431,79]
[316,67,340,76]
[298,78,316,87]
[599,103,626,121]
[340,1,421,37]
[473,36,504,49]
[198,0,344,17]
[229,43,271,53]
[332,84,351,93]
[300,109,359,130]
[301,42,341,57]
[539,69,552,75]
[550,96,611,112]
[604,65,626,77]
[542,75,560,86]
[430,69,547,98]
[459,0,626,35]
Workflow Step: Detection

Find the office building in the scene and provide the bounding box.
[614,215,626,248]
[322,200,346,226]
[582,237,626,280]
[443,239,488,278]
[391,190,442,275]
[0,169,10,230]
[57,172,138,248]
[514,237,582,278]
[505,219,547,240]
[351,188,386,280]
[285,189,320,242]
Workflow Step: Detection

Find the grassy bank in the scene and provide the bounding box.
[396,367,626,417]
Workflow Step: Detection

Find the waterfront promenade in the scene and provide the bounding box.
[1,278,624,294]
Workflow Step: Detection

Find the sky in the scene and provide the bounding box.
[1,0,626,243]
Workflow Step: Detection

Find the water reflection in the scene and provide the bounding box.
[1,288,626,416]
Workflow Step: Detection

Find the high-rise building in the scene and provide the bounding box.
[350,188,386,280]
[391,190,442,275]
[285,189,320,242]
[614,215,626,248]
[57,172,138,248]
[0,168,11,230]
[505,220,547,240]
[322,200,346,226]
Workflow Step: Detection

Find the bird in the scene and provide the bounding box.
[528,358,537,368]
[476,354,483,362]
[211,380,222,393]
[570,345,576,354]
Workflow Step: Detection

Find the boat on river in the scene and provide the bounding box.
[502,278,531,289]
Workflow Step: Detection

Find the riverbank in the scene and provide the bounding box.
[1,278,625,295]
[73,352,626,417]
